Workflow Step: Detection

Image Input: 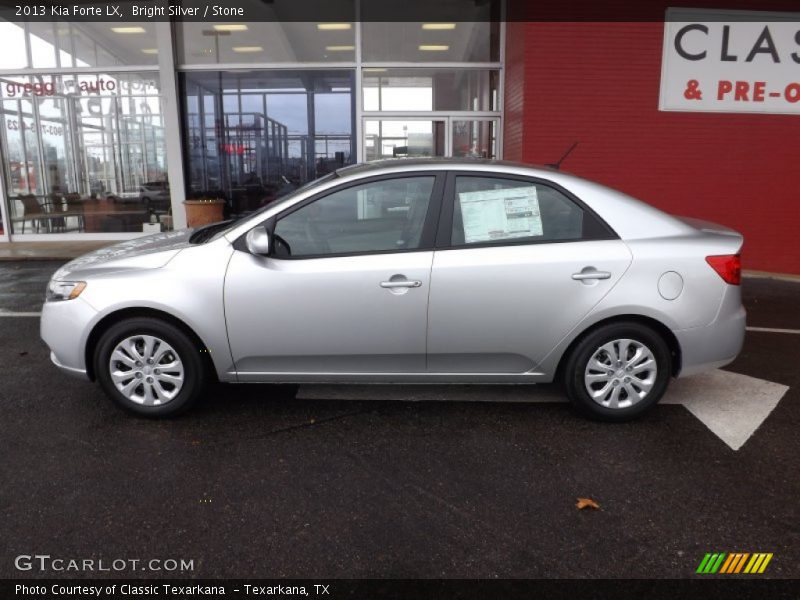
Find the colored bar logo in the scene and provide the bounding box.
[696,552,773,574]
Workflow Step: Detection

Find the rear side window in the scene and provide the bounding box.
[450,176,590,246]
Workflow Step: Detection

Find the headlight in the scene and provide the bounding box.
[46,280,87,302]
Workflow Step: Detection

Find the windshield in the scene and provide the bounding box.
[188,171,339,244]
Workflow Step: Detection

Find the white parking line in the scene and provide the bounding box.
[0,311,41,317]
[303,370,789,451]
[746,326,800,335]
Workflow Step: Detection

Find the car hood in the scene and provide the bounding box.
[52,229,193,280]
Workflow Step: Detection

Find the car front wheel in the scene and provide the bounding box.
[563,322,672,421]
[94,317,206,417]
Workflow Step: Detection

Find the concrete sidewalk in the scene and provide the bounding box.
[0,240,111,260]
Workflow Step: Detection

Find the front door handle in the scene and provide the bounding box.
[572,270,612,281]
[380,280,422,288]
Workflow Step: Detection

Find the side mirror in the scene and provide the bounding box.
[245,226,270,256]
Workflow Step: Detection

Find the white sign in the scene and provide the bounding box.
[660,9,800,114]
[459,187,542,244]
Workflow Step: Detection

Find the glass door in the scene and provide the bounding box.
[450,118,499,159]
[363,117,499,161]
[363,118,447,161]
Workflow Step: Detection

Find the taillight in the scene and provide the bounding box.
[705,254,741,285]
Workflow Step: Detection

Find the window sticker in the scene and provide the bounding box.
[458,187,543,243]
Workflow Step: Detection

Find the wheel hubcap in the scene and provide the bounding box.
[584,338,657,409]
[109,335,184,406]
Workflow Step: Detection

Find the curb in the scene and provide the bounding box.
[743,270,800,284]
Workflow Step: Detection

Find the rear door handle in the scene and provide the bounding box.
[572,270,611,281]
[380,280,422,288]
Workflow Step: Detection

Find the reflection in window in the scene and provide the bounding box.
[361,19,500,63]
[363,69,498,112]
[181,71,355,218]
[0,73,171,234]
[274,176,435,257]
[176,12,356,65]
[451,120,497,159]
[364,120,445,161]
[0,20,159,68]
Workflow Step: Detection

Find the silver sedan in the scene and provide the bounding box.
[41,159,745,420]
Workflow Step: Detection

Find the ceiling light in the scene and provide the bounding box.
[111,27,146,34]
[419,44,449,51]
[326,45,355,51]
[422,23,456,30]
[214,24,248,32]
[317,23,351,30]
[141,48,158,55]
[232,46,263,53]
[363,68,387,72]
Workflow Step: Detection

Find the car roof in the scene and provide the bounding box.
[335,158,558,178]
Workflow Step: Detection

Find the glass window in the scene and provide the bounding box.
[176,18,355,65]
[274,176,435,257]
[0,73,172,234]
[362,21,500,63]
[363,69,498,112]
[0,20,159,68]
[0,20,26,69]
[364,119,446,161]
[181,70,355,218]
[451,177,585,246]
[451,120,498,159]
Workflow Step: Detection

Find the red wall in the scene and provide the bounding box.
[504,21,800,275]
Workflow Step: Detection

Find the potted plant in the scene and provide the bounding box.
[183,196,226,228]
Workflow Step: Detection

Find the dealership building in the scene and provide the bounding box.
[0,1,798,273]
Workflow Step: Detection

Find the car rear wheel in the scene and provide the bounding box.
[94,317,205,417]
[563,322,671,421]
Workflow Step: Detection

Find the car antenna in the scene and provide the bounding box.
[546,141,578,170]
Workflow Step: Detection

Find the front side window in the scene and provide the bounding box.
[273,176,435,257]
[451,177,585,246]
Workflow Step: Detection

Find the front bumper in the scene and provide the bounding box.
[49,351,89,379]
[40,297,98,381]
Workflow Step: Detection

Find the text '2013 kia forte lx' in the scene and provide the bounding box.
[41,159,745,421]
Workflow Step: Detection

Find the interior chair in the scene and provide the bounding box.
[48,193,66,232]
[64,193,85,232]
[17,195,48,233]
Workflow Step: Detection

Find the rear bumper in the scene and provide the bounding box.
[674,286,746,377]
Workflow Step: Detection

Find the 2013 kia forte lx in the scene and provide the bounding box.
[41,159,745,420]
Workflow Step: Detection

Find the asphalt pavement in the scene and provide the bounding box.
[0,261,798,579]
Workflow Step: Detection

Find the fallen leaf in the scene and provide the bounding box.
[19,351,28,356]
[576,497,600,510]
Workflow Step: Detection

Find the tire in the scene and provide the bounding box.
[563,322,672,422]
[94,317,206,417]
